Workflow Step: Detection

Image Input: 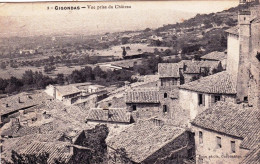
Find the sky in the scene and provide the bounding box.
[0,1,239,37]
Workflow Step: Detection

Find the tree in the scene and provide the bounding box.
[8,150,49,164]
[44,65,56,73]
[1,62,7,69]
[72,125,109,164]
[0,78,8,93]
[68,70,83,83]
[5,77,23,94]
[22,70,34,85]
[121,37,129,45]
[56,73,65,85]
[93,66,106,80]
[122,47,127,58]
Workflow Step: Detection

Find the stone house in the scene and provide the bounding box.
[106,118,195,164]
[45,85,81,105]
[125,88,160,121]
[158,63,181,118]
[178,60,223,83]
[179,71,237,120]
[200,51,227,70]
[191,101,260,164]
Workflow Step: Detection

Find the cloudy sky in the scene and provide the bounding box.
[0,1,239,37]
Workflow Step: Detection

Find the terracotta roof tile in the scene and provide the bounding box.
[179,60,221,74]
[20,141,72,163]
[86,108,131,123]
[201,51,227,61]
[56,85,81,96]
[179,71,237,94]
[240,144,260,164]
[158,63,180,78]
[125,88,159,103]
[106,119,185,163]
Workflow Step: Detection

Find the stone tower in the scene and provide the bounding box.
[236,9,252,102]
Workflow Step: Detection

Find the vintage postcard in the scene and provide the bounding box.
[0,0,259,164]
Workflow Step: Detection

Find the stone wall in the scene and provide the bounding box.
[179,89,236,120]
[127,103,160,121]
[192,126,249,164]
[226,34,240,78]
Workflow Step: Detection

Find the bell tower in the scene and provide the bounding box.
[236,9,252,103]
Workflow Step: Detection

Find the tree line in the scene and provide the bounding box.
[0,66,135,95]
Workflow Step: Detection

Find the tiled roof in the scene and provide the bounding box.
[20,141,72,163]
[226,26,239,35]
[0,92,38,116]
[0,92,52,116]
[56,85,81,96]
[106,119,185,163]
[192,101,260,149]
[201,51,227,61]
[86,108,131,123]
[240,144,260,164]
[185,65,201,74]
[180,60,221,74]
[240,130,260,150]
[179,71,237,94]
[1,122,54,138]
[125,88,159,103]
[158,63,180,78]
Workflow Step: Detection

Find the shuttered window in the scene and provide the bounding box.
[216,136,222,149]
[198,94,205,106]
[199,131,203,144]
[231,141,236,153]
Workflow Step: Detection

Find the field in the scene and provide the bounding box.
[88,43,169,58]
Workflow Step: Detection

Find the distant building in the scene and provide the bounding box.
[19,49,36,55]
[191,101,260,164]
[45,85,81,105]
[150,35,163,41]
[106,118,195,164]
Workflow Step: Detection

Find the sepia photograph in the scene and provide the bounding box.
[0,0,259,163]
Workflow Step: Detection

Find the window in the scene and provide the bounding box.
[163,105,168,113]
[244,96,248,102]
[214,95,221,103]
[199,131,203,144]
[231,141,236,153]
[216,136,222,149]
[108,103,111,107]
[132,105,136,111]
[198,94,205,106]
[164,93,168,98]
